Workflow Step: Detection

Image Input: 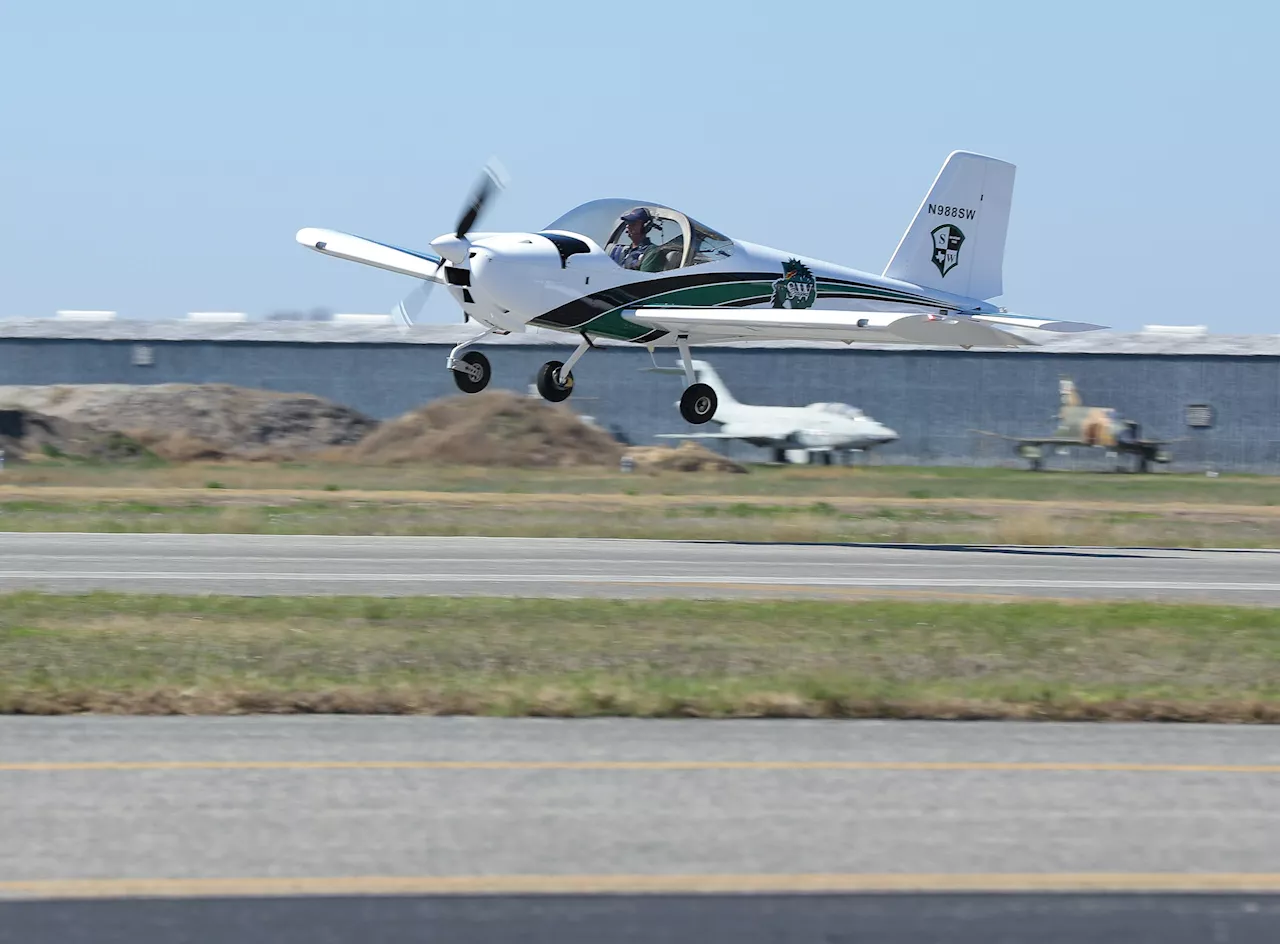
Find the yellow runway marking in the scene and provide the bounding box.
[5,872,1280,899]
[3,760,1280,773]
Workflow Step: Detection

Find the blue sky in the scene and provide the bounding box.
[2,0,1275,331]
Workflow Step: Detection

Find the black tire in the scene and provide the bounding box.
[536,360,573,402]
[452,351,491,394]
[680,383,718,425]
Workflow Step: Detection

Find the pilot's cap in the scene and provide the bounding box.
[620,207,653,224]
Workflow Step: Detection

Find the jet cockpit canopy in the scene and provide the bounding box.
[542,199,734,272]
[809,402,867,419]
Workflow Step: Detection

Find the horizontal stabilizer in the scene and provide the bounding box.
[972,314,1108,334]
[296,228,445,281]
[623,307,1037,348]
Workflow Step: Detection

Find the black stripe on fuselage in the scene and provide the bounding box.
[530,270,953,337]
[533,271,776,330]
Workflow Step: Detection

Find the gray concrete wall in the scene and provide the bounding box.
[2,337,1277,472]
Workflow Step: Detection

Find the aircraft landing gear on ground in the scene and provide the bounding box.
[450,351,491,393]
[536,360,574,402]
[679,383,718,424]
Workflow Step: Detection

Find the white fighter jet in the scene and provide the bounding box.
[653,360,898,464]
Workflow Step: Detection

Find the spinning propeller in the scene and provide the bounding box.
[390,158,509,329]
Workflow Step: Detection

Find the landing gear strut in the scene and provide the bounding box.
[676,334,717,425]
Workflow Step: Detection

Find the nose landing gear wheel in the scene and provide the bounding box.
[680,383,718,424]
[536,360,574,402]
[451,351,491,394]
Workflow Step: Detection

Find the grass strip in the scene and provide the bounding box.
[2,496,1279,547]
[2,593,1279,720]
[8,460,1280,505]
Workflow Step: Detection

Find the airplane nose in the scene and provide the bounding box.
[467,234,564,314]
[875,425,899,444]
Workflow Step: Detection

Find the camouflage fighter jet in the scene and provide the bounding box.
[972,378,1175,472]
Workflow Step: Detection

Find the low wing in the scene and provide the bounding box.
[655,433,742,440]
[972,430,1181,450]
[296,227,446,282]
[622,308,1099,348]
[969,430,1078,444]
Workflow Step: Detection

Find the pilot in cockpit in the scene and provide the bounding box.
[609,207,658,270]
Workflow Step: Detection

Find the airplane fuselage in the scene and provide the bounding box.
[454,230,1000,345]
[715,406,899,452]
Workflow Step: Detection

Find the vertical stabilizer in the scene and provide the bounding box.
[882,151,1015,301]
[1059,377,1081,409]
[690,360,740,409]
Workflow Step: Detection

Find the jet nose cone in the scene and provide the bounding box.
[875,425,899,444]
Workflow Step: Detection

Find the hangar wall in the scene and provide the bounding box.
[0,328,1276,472]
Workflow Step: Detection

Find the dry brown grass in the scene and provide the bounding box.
[332,390,623,468]
[8,688,1280,722]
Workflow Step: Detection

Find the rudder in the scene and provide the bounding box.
[882,150,1015,301]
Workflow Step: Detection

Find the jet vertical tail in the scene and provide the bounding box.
[689,360,741,410]
[882,150,1015,301]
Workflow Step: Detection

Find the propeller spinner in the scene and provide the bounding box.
[391,159,509,327]
[428,160,509,265]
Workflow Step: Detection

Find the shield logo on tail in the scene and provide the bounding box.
[930,224,964,277]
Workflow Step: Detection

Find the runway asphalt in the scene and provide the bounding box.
[3,532,1280,602]
[2,719,1280,942]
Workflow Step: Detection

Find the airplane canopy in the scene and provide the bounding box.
[809,403,867,419]
[543,199,734,271]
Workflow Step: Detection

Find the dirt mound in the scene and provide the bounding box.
[338,390,624,467]
[623,441,748,473]
[0,409,152,463]
[0,384,376,461]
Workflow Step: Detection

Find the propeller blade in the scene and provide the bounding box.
[454,157,509,238]
[391,280,435,332]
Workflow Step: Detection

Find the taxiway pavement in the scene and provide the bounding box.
[2,532,1280,602]
[4,718,1279,942]
[3,717,1280,887]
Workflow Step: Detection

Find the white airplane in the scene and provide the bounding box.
[296,151,1104,426]
[654,360,898,464]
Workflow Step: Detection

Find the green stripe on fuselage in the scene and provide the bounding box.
[536,277,942,342]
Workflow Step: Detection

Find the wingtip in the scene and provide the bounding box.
[295,227,331,249]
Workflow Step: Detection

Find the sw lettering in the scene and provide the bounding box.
[927,204,976,220]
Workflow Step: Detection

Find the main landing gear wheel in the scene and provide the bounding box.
[536,360,574,402]
[680,383,718,425]
[451,351,491,394]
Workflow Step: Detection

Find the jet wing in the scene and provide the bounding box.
[296,228,446,282]
[623,308,1057,347]
[969,431,1077,444]
[655,433,743,440]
